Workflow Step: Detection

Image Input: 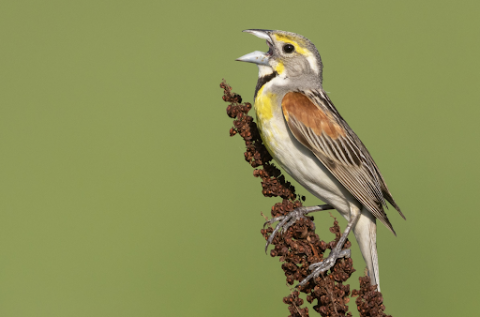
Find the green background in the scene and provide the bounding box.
[0,1,479,316]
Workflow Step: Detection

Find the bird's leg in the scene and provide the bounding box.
[297,213,360,288]
[264,204,333,252]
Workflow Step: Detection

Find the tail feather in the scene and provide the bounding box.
[353,209,381,291]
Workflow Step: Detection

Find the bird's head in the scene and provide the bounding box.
[237,29,323,84]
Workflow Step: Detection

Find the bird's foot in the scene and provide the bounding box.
[297,246,351,287]
[296,212,359,288]
[263,207,308,252]
[263,204,332,253]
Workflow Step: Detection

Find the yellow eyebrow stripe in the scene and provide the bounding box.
[273,34,308,55]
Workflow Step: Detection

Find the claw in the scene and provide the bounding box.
[263,216,283,228]
[296,243,352,287]
[263,204,333,254]
[265,215,291,252]
[293,209,357,288]
[295,249,351,288]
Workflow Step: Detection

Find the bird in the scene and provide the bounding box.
[236,29,405,291]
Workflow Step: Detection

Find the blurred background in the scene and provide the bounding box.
[1,1,479,316]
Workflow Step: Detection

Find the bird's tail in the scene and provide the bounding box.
[352,209,380,292]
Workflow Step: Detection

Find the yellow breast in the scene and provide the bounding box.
[254,86,275,122]
[254,86,281,155]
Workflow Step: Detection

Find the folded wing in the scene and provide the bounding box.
[282,90,404,234]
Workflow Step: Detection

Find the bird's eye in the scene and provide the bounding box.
[283,44,295,53]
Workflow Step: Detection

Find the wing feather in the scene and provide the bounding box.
[282,90,404,234]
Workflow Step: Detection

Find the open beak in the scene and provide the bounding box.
[236,29,273,66]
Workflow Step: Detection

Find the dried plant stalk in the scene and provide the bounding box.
[220,79,392,317]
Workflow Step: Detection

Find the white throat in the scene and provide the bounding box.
[257,65,275,78]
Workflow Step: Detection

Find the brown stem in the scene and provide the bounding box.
[220,79,392,317]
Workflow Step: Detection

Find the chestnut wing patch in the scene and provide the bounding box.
[282,92,346,140]
[282,91,395,234]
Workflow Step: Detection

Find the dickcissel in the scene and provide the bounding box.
[236,29,405,291]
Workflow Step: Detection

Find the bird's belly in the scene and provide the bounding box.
[259,115,357,215]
